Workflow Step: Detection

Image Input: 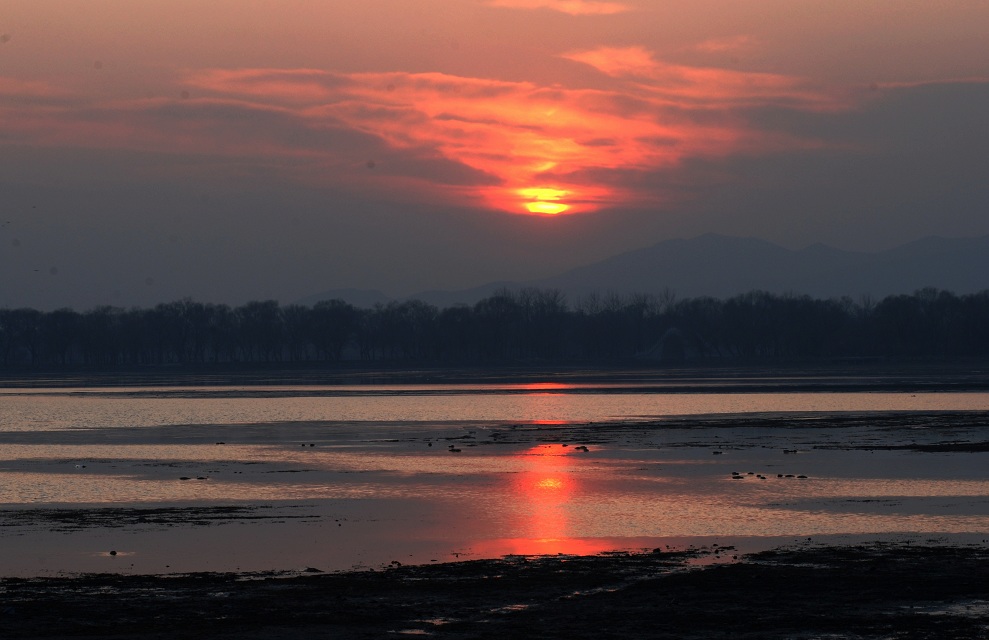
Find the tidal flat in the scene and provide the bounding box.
[3,543,989,639]
[2,410,989,575]
[1,368,988,637]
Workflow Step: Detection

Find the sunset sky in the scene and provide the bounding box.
[2,1,988,309]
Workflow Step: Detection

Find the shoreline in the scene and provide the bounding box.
[3,360,989,391]
[3,542,988,639]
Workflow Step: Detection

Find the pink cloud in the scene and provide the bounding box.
[1,47,863,215]
[0,77,72,104]
[485,0,630,15]
[693,35,761,55]
[562,46,847,110]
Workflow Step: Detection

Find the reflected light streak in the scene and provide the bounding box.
[517,382,574,392]
[496,443,593,555]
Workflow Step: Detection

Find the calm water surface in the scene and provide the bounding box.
[1,384,987,575]
[3,384,989,430]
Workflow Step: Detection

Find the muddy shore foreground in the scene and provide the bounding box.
[3,544,988,639]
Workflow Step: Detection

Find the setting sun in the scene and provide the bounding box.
[526,201,569,215]
[520,187,570,215]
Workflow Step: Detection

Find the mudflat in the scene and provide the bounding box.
[3,543,988,639]
[2,367,988,637]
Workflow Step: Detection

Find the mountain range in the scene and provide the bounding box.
[297,233,989,308]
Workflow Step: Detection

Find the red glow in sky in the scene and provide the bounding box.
[6,1,979,216]
[3,0,989,309]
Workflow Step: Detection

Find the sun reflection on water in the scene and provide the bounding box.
[492,444,606,555]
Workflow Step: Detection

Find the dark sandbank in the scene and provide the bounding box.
[2,544,988,639]
[3,361,989,392]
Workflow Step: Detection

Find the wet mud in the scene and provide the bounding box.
[2,544,988,639]
[474,410,989,450]
[0,505,316,532]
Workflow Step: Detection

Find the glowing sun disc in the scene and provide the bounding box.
[520,187,568,200]
[526,201,569,214]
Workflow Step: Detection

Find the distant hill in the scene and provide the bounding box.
[427,233,989,305]
[300,234,989,308]
[532,234,864,301]
[404,281,518,309]
[294,288,391,308]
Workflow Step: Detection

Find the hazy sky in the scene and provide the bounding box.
[2,1,988,309]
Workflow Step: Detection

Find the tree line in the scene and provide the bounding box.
[2,287,988,368]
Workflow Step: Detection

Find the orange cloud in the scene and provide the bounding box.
[563,46,846,110]
[183,62,850,214]
[0,46,856,216]
[486,0,630,15]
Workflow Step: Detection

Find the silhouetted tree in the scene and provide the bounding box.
[473,289,522,360]
[236,300,283,362]
[0,308,42,365]
[4,287,989,369]
[310,300,356,361]
[435,304,475,361]
[42,308,81,365]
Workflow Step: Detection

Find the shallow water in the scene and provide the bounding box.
[2,384,988,430]
[1,384,988,576]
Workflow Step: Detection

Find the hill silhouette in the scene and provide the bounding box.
[301,234,989,307]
